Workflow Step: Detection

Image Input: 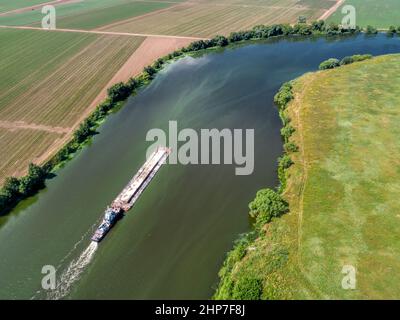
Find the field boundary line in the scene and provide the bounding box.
[0,25,206,40]
[0,120,69,134]
[318,0,345,21]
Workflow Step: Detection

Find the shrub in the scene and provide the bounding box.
[1,177,21,202]
[211,35,229,47]
[232,276,263,300]
[340,56,354,65]
[18,164,47,196]
[365,25,378,34]
[388,26,397,35]
[74,122,94,143]
[279,154,293,170]
[351,54,372,62]
[144,66,157,78]
[281,125,295,142]
[325,22,340,35]
[284,142,298,153]
[274,82,293,109]
[319,58,340,70]
[311,20,325,32]
[107,82,131,103]
[249,188,288,225]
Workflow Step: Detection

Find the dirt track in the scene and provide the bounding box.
[0,25,206,40]
[318,0,345,21]
[0,120,69,134]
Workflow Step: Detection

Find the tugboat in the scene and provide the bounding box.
[91,206,122,242]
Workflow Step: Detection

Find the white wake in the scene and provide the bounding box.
[47,242,98,300]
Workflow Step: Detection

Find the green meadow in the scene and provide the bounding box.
[328,0,400,29]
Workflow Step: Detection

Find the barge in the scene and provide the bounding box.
[91,146,171,242]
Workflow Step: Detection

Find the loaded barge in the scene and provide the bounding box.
[91,147,171,242]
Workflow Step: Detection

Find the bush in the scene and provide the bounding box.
[211,35,229,47]
[311,20,325,32]
[319,58,340,70]
[232,276,263,300]
[274,82,293,109]
[1,177,21,202]
[279,155,293,170]
[107,82,131,103]
[74,122,94,143]
[284,141,299,153]
[144,66,157,78]
[365,25,378,34]
[388,26,397,35]
[340,54,372,66]
[281,125,295,142]
[0,164,47,213]
[249,189,288,226]
[18,164,47,196]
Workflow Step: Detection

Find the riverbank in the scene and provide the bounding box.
[214,53,400,299]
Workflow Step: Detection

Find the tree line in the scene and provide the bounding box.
[319,54,373,70]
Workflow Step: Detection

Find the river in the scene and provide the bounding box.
[0,34,399,299]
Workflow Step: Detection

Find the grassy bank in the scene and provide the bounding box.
[215,53,400,299]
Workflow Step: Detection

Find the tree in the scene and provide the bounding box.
[274,82,293,109]
[19,164,47,196]
[284,142,299,153]
[107,82,131,103]
[365,25,378,34]
[144,66,156,78]
[319,58,340,70]
[212,35,228,47]
[281,125,295,142]
[2,177,21,200]
[249,188,288,225]
[311,20,325,32]
[298,16,307,24]
[388,26,397,35]
[74,122,93,143]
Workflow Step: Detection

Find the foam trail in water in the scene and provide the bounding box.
[47,242,98,300]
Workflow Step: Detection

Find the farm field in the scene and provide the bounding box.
[0,0,48,13]
[0,129,65,181]
[0,0,181,29]
[0,28,144,183]
[99,0,335,37]
[216,54,400,299]
[327,0,400,29]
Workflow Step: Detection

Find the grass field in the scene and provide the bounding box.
[0,129,65,180]
[0,28,144,182]
[216,54,400,299]
[101,0,332,37]
[0,0,48,13]
[327,0,400,29]
[0,0,179,29]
